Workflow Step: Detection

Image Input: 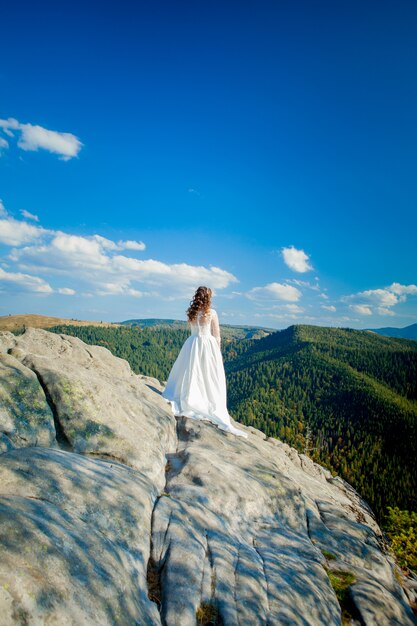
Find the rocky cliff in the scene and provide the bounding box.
[0,328,415,626]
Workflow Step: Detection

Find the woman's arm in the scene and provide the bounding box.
[210,309,221,348]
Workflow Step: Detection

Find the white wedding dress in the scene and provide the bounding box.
[162,308,248,438]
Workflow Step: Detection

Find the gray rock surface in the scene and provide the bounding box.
[0,447,160,626]
[0,351,57,453]
[0,328,415,625]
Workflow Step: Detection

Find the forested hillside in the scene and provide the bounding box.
[47,322,417,520]
[224,325,417,519]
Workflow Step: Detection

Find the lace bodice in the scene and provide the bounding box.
[190,308,221,347]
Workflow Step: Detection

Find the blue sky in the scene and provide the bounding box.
[0,1,416,328]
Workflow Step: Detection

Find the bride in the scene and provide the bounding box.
[162,286,248,438]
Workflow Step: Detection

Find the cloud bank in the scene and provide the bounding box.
[0,201,414,326]
[0,202,237,299]
[341,283,417,316]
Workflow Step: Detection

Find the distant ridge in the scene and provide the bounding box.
[0,314,119,332]
[121,318,186,328]
[366,322,417,340]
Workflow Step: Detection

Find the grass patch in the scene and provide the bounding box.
[321,549,337,561]
[327,569,356,603]
[325,567,357,625]
[196,602,222,625]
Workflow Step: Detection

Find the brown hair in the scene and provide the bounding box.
[187,286,212,322]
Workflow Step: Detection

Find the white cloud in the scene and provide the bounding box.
[376,307,396,316]
[0,137,8,154]
[360,289,398,307]
[0,211,237,299]
[91,235,145,252]
[112,255,168,276]
[341,282,417,317]
[321,304,336,312]
[0,267,74,295]
[127,288,144,297]
[281,245,313,273]
[387,282,417,297]
[0,117,82,160]
[341,284,417,309]
[349,304,372,315]
[91,235,119,251]
[283,303,304,313]
[215,290,242,300]
[247,282,302,302]
[53,233,108,262]
[115,258,236,290]
[21,209,39,222]
[254,312,300,320]
[0,267,53,294]
[340,283,417,317]
[8,227,238,298]
[286,278,320,291]
[0,216,46,246]
[117,239,146,251]
[57,287,76,295]
[254,312,359,325]
[1,204,240,303]
[96,282,145,297]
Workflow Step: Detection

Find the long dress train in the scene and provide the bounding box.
[162,308,248,438]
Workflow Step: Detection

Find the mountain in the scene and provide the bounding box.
[0,327,415,625]
[224,324,417,520]
[45,322,417,521]
[366,322,417,340]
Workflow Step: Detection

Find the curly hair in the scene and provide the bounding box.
[186,286,212,322]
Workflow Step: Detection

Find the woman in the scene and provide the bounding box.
[162,286,248,438]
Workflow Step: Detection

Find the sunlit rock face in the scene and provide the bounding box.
[0,328,415,626]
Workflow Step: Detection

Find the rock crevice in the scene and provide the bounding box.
[29,364,73,451]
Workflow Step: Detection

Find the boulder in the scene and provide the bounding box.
[0,351,57,453]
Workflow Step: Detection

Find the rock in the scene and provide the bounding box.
[150,417,415,626]
[0,351,57,452]
[139,374,165,394]
[0,328,176,489]
[0,328,415,626]
[0,447,161,626]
